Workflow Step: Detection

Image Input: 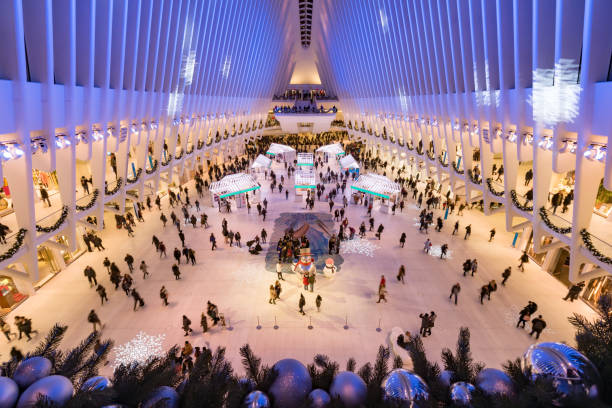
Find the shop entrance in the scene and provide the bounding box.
[552,248,571,286]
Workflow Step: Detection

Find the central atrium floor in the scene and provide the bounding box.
[0,161,597,375]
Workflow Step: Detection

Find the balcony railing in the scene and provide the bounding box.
[510,190,533,212]
[580,229,612,266]
[76,189,99,211]
[35,206,69,233]
[486,178,504,196]
[539,207,572,234]
[0,228,27,263]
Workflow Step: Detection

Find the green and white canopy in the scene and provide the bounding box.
[251,154,272,169]
[210,173,261,198]
[350,173,400,199]
[340,154,359,169]
[266,143,295,156]
[316,143,345,156]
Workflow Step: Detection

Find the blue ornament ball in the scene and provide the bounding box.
[0,377,19,408]
[269,359,312,408]
[12,357,52,389]
[523,344,568,379]
[450,382,475,406]
[329,371,367,407]
[142,386,179,408]
[80,376,111,392]
[476,368,514,397]
[439,370,454,387]
[308,388,331,408]
[243,390,270,408]
[17,375,74,408]
[382,369,429,404]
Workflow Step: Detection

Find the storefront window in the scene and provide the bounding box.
[56,234,84,265]
[582,276,612,307]
[526,232,553,266]
[0,276,27,308]
[594,179,612,218]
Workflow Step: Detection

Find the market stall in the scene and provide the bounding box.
[209,173,261,211]
[295,152,316,197]
[251,154,272,173]
[339,154,360,174]
[316,143,345,162]
[349,173,400,213]
[266,143,296,162]
[297,152,314,167]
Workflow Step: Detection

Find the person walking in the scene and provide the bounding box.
[397,265,406,283]
[182,315,193,336]
[419,313,430,336]
[0,319,14,342]
[160,286,169,306]
[158,241,167,258]
[488,228,496,242]
[376,224,384,240]
[88,309,101,332]
[103,257,111,273]
[563,282,585,302]
[172,264,181,280]
[424,311,436,336]
[139,260,149,279]
[316,294,322,312]
[200,312,208,333]
[299,293,306,315]
[131,289,144,311]
[517,306,531,328]
[487,280,498,300]
[40,187,51,207]
[449,283,460,305]
[462,259,472,277]
[501,267,511,286]
[274,280,282,300]
[261,228,267,243]
[470,259,478,276]
[84,266,97,287]
[423,238,432,254]
[308,272,315,292]
[480,285,489,304]
[440,243,448,259]
[276,261,285,280]
[96,284,108,305]
[269,285,277,304]
[452,220,459,235]
[518,251,529,272]
[464,224,471,240]
[529,315,546,339]
[210,233,217,250]
[173,247,182,264]
[399,232,406,248]
[376,285,388,303]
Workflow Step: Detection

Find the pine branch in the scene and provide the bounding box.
[63,389,116,408]
[404,334,446,404]
[357,362,372,385]
[239,344,262,385]
[55,332,99,381]
[27,324,68,361]
[441,327,483,384]
[364,346,390,405]
[75,339,114,388]
[345,357,356,372]
[392,356,403,369]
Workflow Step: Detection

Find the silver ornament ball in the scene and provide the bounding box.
[80,376,111,392]
[142,386,179,408]
[17,375,74,408]
[308,388,331,408]
[450,382,475,406]
[329,371,367,407]
[0,377,19,408]
[268,359,312,408]
[12,357,52,389]
[382,369,429,404]
[475,368,514,397]
[243,390,270,408]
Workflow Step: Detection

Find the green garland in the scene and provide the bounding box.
[127,169,142,184]
[186,144,194,154]
[406,143,414,151]
[197,140,204,150]
[539,207,572,234]
[426,149,435,161]
[161,154,173,166]
[36,206,69,233]
[580,229,612,265]
[105,178,123,196]
[486,178,504,196]
[452,161,464,175]
[0,228,27,262]
[438,155,448,167]
[467,169,481,185]
[76,189,99,211]
[145,160,159,174]
[175,150,184,160]
[510,190,533,212]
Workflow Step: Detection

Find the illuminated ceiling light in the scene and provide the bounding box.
[471,126,479,135]
[495,129,502,138]
[55,138,64,148]
[595,146,606,162]
[507,131,517,143]
[1,146,13,160]
[182,50,196,86]
[584,146,595,159]
[453,123,460,130]
[569,142,577,154]
[130,124,138,133]
[545,139,554,150]
[12,145,24,157]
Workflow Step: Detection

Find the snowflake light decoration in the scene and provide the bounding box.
[340,238,380,257]
[428,245,453,260]
[113,331,166,369]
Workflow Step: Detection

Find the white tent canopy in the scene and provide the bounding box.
[251,154,272,169]
[351,173,400,199]
[266,143,296,155]
[209,173,261,198]
[340,154,359,169]
[316,143,345,155]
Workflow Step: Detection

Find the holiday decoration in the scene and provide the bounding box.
[175,150,184,160]
[17,375,73,408]
[308,388,331,408]
[243,390,270,408]
[186,144,194,154]
[197,140,204,150]
[105,178,123,196]
[142,386,179,408]
[127,169,142,184]
[510,190,533,212]
[13,357,52,389]
[382,369,429,404]
[145,160,159,174]
[329,371,367,407]
[539,207,571,234]
[293,248,316,276]
[475,368,514,397]
[76,189,99,211]
[0,377,19,408]
[340,238,380,257]
[351,173,400,200]
[113,332,166,369]
[439,370,454,387]
[35,206,69,233]
[0,228,27,263]
[486,178,504,197]
[426,149,435,161]
[161,154,173,166]
[450,382,475,406]
[438,155,448,167]
[268,359,312,408]
[467,169,481,185]
[580,229,612,265]
[80,376,110,392]
[452,161,464,175]
[210,173,261,199]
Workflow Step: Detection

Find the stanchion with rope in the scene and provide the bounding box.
[376,318,382,332]
[256,316,262,330]
[308,316,313,330]
[226,317,233,331]
[274,316,279,330]
[343,314,349,330]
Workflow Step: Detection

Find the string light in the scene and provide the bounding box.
[113,331,166,369]
[340,237,380,257]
